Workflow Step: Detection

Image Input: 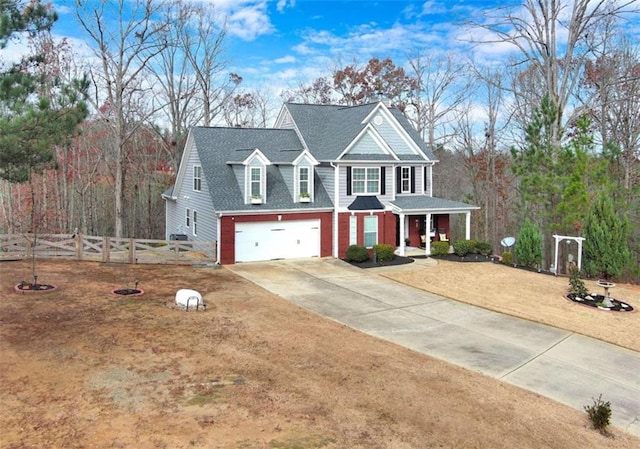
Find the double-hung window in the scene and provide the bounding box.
[352,167,380,195]
[193,166,202,191]
[363,216,378,248]
[401,167,411,193]
[192,210,197,235]
[299,167,310,196]
[349,215,357,245]
[250,167,262,197]
[186,208,190,228]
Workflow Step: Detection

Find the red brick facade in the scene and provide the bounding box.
[219,212,333,264]
[337,211,397,259]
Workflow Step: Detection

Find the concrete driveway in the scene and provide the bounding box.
[227,258,640,436]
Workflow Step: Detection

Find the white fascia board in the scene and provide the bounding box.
[243,148,272,166]
[336,124,399,161]
[217,207,334,217]
[172,130,195,200]
[292,149,320,166]
[361,101,387,124]
[273,104,289,128]
[364,102,432,160]
[389,204,481,214]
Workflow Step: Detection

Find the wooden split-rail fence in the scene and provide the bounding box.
[0,234,217,265]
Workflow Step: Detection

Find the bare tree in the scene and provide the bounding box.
[471,0,638,146]
[222,89,272,128]
[406,52,471,149]
[179,3,240,127]
[281,77,334,104]
[75,0,170,238]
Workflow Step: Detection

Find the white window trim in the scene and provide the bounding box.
[186,208,190,228]
[193,165,202,192]
[349,215,357,245]
[352,167,380,195]
[298,166,312,200]
[363,215,378,248]
[401,166,411,193]
[249,166,263,199]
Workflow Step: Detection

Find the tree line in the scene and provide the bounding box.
[0,0,638,280]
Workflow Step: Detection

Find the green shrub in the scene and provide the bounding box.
[453,239,474,257]
[373,244,395,261]
[346,245,369,262]
[568,266,588,296]
[475,241,492,256]
[584,394,611,434]
[515,219,542,268]
[502,251,513,265]
[431,241,449,257]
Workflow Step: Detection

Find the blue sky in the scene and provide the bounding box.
[39,0,514,91]
[18,0,635,95]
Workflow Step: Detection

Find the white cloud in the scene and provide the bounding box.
[201,1,274,41]
[420,1,448,16]
[277,0,296,13]
[227,3,274,41]
[274,55,296,64]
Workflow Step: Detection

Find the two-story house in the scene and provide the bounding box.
[163,102,479,264]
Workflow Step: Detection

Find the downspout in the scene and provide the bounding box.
[330,162,339,258]
[216,213,222,264]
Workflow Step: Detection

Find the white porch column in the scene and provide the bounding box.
[465,212,471,240]
[553,235,560,276]
[425,213,432,256]
[577,238,583,271]
[399,212,406,256]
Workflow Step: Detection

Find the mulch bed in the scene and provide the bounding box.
[430,253,493,263]
[566,293,634,312]
[345,256,415,269]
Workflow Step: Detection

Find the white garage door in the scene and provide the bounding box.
[235,219,320,262]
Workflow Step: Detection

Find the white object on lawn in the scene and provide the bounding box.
[175,289,204,310]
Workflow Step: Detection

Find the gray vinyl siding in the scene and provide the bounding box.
[373,112,415,155]
[347,131,386,154]
[316,164,335,202]
[281,165,294,199]
[170,146,218,243]
[421,165,432,196]
[338,164,394,208]
[164,199,178,239]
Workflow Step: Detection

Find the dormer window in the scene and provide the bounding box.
[352,167,380,195]
[193,165,202,192]
[250,167,262,197]
[297,166,313,202]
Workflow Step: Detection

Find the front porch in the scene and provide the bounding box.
[389,196,480,257]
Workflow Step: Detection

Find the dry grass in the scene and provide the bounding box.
[1,260,639,448]
[383,260,640,352]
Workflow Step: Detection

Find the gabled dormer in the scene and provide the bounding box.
[243,149,271,204]
[292,150,319,202]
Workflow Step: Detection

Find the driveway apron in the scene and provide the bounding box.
[227,258,640,436]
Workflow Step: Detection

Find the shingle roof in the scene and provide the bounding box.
[285,102,436,161]
[191,127,333,211]
[390,196,480,212]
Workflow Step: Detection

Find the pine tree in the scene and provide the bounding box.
[0,0,87,183]
[515,219,543,268]
[583,193,631,280]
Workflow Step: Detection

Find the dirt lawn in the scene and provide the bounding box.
[1,260,639,449]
